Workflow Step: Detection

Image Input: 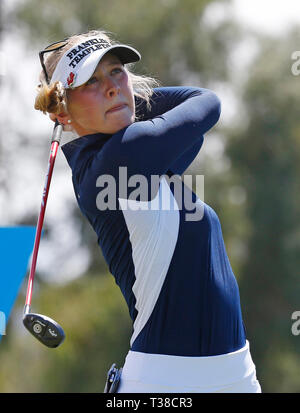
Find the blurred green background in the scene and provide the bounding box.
[0,0,300,392]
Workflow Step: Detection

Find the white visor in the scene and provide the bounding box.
[50,36,141,88]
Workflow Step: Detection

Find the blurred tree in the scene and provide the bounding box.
[226,28,300,392]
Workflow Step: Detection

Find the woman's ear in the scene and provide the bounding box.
[49,112,73,131]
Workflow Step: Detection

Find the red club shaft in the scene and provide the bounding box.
[25,124,62,311]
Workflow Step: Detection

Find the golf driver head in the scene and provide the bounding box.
[23,312,65,348]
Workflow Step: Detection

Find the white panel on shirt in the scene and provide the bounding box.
[118,177,180,346]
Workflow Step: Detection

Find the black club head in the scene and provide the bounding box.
[23,312,65,348]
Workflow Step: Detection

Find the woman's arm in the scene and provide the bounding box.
[114,87,221,176]
[88,86,220,183]
[136,88,205,175]
[135,87,217,122]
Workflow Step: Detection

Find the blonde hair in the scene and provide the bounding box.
[34,30,159,115]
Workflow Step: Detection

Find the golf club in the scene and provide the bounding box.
[23,120,65,348]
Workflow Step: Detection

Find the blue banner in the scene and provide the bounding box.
[0,227,36,339]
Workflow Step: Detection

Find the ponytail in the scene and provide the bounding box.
[34,81,67,114]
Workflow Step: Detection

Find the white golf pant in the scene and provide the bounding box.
[117,340,262,393]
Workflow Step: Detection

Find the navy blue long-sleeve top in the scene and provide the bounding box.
[62,87,246,356]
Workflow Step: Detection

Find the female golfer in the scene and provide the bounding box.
[34,29,261,393]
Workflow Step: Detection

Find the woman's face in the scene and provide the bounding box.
[65,52,135,136]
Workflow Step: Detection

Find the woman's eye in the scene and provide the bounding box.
[112,67,123,75]
[86,76,97,85]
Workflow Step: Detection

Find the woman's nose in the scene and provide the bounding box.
[105,77,120,98]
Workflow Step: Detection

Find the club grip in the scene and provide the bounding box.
[51,121,63,143]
